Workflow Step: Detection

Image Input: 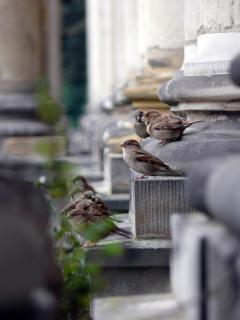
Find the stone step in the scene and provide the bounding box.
[86,218,171,298]
[93,293,186,320]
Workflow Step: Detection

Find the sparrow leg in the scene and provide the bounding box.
[158,140,166,146]
[158,140,169,146]
[137,175,149,180]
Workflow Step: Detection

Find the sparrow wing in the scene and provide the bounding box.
[59,198,84,215]
[151,121,186,130]
[134,149,172,173]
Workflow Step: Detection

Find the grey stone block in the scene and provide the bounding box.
[130,171,193,239]
[104,150,130,194]
[171,214,240,320]
[86,218,171,297]
[94,267,170,298]
[93,294,186,320]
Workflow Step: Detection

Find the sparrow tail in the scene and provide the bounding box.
[187,120,204,126]
[115,227,132,238]
[158,169,184,177]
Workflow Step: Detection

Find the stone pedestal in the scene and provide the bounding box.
[86,225,171,297]
[130,172,193,239]
[151,0,240,171]
[171,214,240,320]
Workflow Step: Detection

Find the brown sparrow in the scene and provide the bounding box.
[66,200,131,246]
[80,190,109,212]
[60,191,117,221]
[144,111,203,145]
[121,139,181,177]
[69,175,95,200]
[133,110,150,139]
[59,190,96,215]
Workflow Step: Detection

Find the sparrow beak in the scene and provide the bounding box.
[120,143,124,147]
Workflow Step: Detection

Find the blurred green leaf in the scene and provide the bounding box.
[36,79,63,125]
[103,243,124,256]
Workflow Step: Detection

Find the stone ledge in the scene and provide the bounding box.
[93,294,186,320]
[86,213,170,268]
[87,216,171,297]
[86,237,171,268]
[0,136,66,158]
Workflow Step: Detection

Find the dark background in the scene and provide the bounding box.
[62,0,87,126]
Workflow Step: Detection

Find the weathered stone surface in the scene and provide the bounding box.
[0,94,53,137]
[171,214,240,320]
[94,267,170,298]
[186,155,240,235]
[86,217,171,297]
[87,237,171,268]
[130,171,193,239]
[0,0,42,93]
[0,175,58,315]
[93,294,186,320]
[142,132,240,173]
[104,151,130,194]
[0,175,50,234]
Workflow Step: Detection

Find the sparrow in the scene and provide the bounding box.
[59,190,96,215]
[66,200,131,246]
[60,191,118,221]
[81,190,109,212]
[133,110,150,139]
[144,111,203,145]
[69,175,96,200]
[120,139,182,177]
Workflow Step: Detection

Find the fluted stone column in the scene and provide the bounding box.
[84,1,139,164]
[134,0,240,238]
[183,0,200,64]
[101,0,141,193]
[87,0,114,108]
[127,1,189,239]
[125,0,184,112]
[0,0,42,94]
[112,0,140,93]
[145,0,240,171]
[0,0,65,158]
[47,0,62,101]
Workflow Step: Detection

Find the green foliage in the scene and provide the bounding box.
[54,214,124,319]
[73,218,118,243]
[34,112,125,318]
[36,79,63,126]
[54,216,90,319]
[103,243,124,256]
[37,159,78,199]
